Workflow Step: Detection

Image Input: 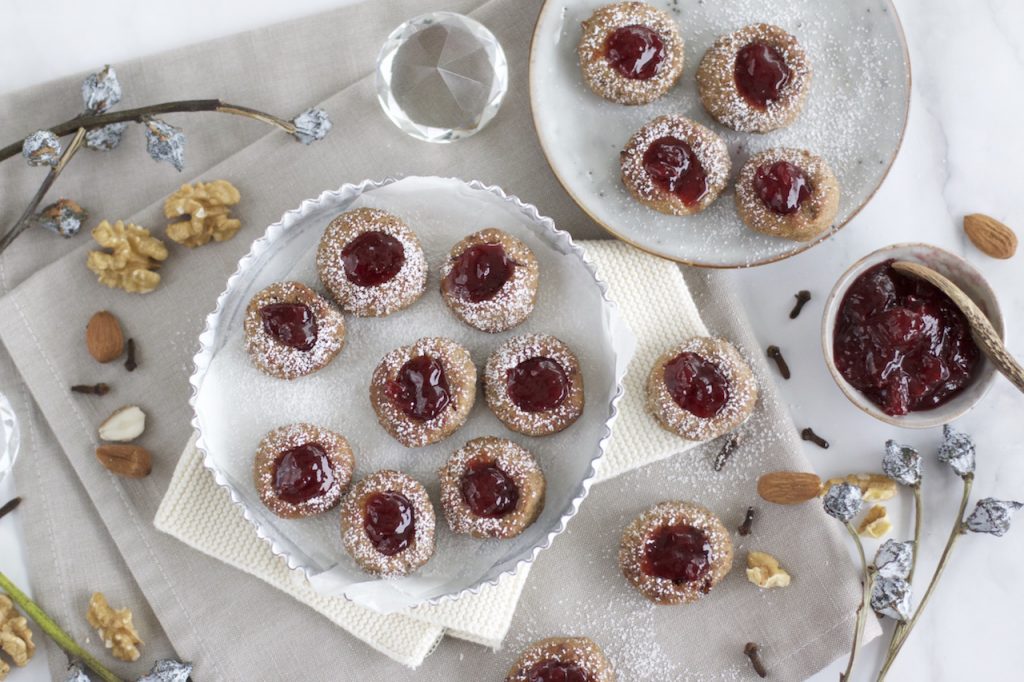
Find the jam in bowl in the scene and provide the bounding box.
[823,244,1003,428]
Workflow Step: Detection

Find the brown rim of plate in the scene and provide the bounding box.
[527,0,913,269]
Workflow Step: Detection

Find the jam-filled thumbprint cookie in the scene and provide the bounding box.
[505,636,615,682]
[620,501,733,605]
[697,23,811,133]
[735,147,839,242]
[439,437,545,539]
[316,207,427,317]
[370,337,477,448]
[646,337,758,441]
[578,1,685,106]
[254,423,355,519]
[440,228,539,333]
[484,334,584,437]
[340,469,436,577]
[620,115,730,216]
[244,281,346,380]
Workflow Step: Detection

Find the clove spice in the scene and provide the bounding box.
[789,290,811,319]
[744,642,768,678]
[738,507,756,536]
[124,338,137,372]
[766,345,791,379]
[713,434,741,472]
[801,427,830,449]
[71,383,110,396]
[0,497,22,521]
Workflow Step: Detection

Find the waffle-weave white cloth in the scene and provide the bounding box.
[154,240,710,667]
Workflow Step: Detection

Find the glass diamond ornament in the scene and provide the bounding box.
[0,391,19,483]
[376,12,508,143]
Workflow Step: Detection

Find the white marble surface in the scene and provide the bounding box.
[1,0,1022,680]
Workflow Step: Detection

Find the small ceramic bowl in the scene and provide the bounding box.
[822,243,1004,428]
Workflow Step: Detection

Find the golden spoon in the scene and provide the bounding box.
[892,260,1024,394]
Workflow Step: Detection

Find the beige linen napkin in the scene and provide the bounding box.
[153,240,711,667]
[0,1,877,679]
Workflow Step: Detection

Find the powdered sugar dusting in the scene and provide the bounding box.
[439,437,546,539]
[317,207,427,316]
[696,23,811,133]
[484,334,585,436]
[254,423,354,518]
[578,2,685,105]
[506,636,614,681]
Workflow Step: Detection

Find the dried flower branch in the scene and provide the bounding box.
[0,64,331,256]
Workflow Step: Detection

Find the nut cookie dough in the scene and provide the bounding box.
[620,500,734,604]
[440,228,539,333]
[697,23,811,133]
[735,147,839,242]
[505,636,615,682]
[244,280,346,380]
[646,336,758,441]
[578,1,685,105]
[316,207,427,317]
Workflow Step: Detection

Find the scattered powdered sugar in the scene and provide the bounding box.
[534,0,909,265]
[438,436,545,539]
[243,281,346,380]
[696,23,811,133]
[484,334,585,436]
[620,114,731,213]
[316,207,428,317]
[440,228,539,333]
[340,469,436,577]
[578,2,685,105]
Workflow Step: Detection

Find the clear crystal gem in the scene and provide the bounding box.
[0,392,20,484]
[376,12,508,143]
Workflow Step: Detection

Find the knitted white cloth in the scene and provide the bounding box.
[154,240,709,667]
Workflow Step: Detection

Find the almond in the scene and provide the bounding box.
[964,213,1017,259]
[95,444,151,478]
[86,311,125,363]
[98,405,146,442]
[756,471,823,505]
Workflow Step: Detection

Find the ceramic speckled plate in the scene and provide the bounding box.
[530,0,911,267]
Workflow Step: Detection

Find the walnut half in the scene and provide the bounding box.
[164,179,242,247]
[0,594,35,679]
[86,592,143,662]
[746,551,792,589]
[86,220,168,294]
[858,504,893,538]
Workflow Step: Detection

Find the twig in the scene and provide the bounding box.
[0,570,123,682]
[0,99,296,163]
[887,484,924,655]
[840,522,874,682]
[0,127,87,252]
[877,475,973,681]
[0,497,22,520]
[713,434,741,471]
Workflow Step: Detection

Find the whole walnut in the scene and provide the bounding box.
[86,220,168,294]
[163,179,242,247]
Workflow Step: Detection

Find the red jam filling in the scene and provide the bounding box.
[386,355,452,421]
[506,357,569,413]
[460,457,519,518]
[753,160,812,215]
[643,523,711,584]
[272,442,335,504]
[642,136,709,207]
[604,24,664,80]
[445,243,514,302]
[341,231,405,287]
[833,260,981,416]
[259,303,318,351]
[526,659,593,682]
[363,491,415,556]
[734,42,790,109]
[663,352,731,418]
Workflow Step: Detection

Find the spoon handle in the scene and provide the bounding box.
[892,260,1024,395]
